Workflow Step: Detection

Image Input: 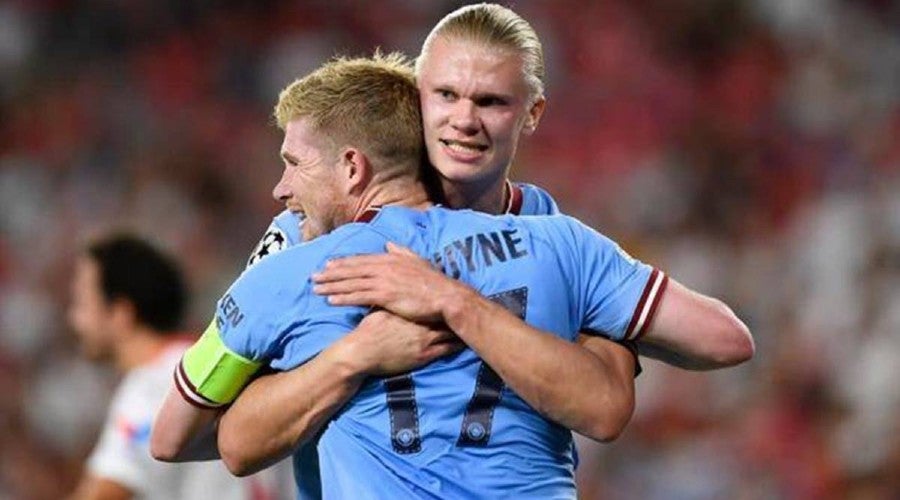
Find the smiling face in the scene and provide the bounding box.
[272,119,350,241]
[417,36,545,193]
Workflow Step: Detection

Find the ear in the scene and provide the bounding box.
[340,147,372,196]
[522,96,546,136]
[108,298,137,333]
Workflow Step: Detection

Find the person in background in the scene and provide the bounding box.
[68,233,289,500]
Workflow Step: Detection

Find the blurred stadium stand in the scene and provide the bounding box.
[0,0,898,498]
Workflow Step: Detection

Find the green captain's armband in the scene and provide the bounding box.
[180,320,262,406]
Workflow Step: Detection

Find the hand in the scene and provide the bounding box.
[313,242,466,323]
[340,310,463,376]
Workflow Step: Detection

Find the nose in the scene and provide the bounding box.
[450,100,479,135]
[272,167,292,202]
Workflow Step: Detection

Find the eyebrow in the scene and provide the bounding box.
[473,91,513,102]
[281,151,298,164]
[434,83,514,103]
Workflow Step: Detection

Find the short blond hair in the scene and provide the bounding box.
[275,52,423,173]
[417,3,545,100]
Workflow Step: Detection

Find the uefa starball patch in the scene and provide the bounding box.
[247,226,288,268]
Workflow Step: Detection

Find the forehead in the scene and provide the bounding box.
[419,36,529,96]
[281,118,327,157]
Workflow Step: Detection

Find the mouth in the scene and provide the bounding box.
[439,139,488,155]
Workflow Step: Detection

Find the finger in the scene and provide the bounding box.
[324,254,394,270]
[326,291,384,307]
[386,242,421,259]
[313,264,380,283]
[427,329,459,344]
[423,340,466,360]
[313,278,377,296]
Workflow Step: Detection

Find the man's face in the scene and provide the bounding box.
[272,119,348,241]
[417,36,544,188]
[68,256,115,361]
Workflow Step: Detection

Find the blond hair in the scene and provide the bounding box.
[417,3,545,100]
[275,52,423,173]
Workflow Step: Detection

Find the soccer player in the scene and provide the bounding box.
[153,53,648,498]
[250,2,753,369]
[67,234,287,500]
[214,2,753,483]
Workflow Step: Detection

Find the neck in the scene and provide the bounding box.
[440,175,509,215]
[350,175,432,219]
[114,326,170,372]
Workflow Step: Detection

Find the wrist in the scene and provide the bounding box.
[320,337,371,381]
[439,282,480,333]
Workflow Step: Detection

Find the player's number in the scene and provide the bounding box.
[385,287,527,453]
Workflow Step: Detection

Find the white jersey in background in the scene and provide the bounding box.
[87,341,292,500]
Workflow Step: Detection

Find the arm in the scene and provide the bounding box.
[217,311,461,476]
[69,477,132,500]
[440,283,635,441]
[314,244,636,442]
[636,279,754,370]
[150,389,221,462]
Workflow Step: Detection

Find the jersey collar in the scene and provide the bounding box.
[504,180,523,215]
[354,206,382,223]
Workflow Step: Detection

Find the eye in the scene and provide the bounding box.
[475,96,507,107]
[437,89,457,102]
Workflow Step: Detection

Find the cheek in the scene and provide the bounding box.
[421,99,446,127]
[69,302,101,338]
[491,114,524,144]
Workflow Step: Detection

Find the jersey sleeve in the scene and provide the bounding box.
[567,217,668,341]
[246,210,304,268]
[176,227,385,408]
[176,247,316,408]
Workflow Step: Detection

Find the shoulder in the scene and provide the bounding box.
[234,224,390,304]
[247,209,304,268]
[511,181,560,216]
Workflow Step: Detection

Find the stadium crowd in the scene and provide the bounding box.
[0,0,898,498]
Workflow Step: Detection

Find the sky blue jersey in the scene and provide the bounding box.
[243,182,561,498]
[215,205,667,499]
[241,183,583,499]
[245,182,560,270]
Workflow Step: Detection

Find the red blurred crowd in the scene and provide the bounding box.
[1,1,898,498]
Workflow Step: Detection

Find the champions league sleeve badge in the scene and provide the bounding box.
[247,226,288,268]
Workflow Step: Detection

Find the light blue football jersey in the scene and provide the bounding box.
[243,183,560,499]
[218,205,666,499]
[246,182,559,270]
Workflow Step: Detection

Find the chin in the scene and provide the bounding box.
[433,162,488,184]
[80,344,111,363]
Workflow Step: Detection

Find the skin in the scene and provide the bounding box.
[68,257,134,500]
[418,35,754,368]
[158,26,752,482]
[216,34,752,476]
[271,120,354,242]
[313,243,636,440]
[151,116,457,465]
[68,478,132,500]
[69,257,117,363]
[68,256,175,499]
[152,111,637,477]
[418,36,545,214]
